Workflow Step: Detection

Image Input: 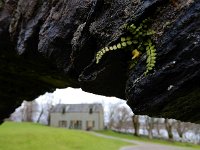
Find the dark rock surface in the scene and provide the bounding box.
[126,0,200,123]
[0,0,199,123]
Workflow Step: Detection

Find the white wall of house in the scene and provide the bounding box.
[50,112,104,130]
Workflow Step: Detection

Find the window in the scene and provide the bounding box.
[59,120,67,128]
[86,120,95,130]
[89,108,93,114]
[70,120,82,129]
[62,107,66,114]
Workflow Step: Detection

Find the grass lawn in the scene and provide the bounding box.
[96,130,200,149]
[0,122,131,150]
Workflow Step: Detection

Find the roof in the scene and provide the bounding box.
[51,103,103,113]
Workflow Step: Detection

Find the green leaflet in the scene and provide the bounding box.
[126,41,132,45]
[95,19,156,75]
[121,37,126,42]
[121,42,127,47]
[117,43,122,49]
[145,40,156,75]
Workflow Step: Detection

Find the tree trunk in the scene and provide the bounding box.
[146,116,154,139]
[132,115,140,136]
[165,118,174,140]
[36,106,44,123]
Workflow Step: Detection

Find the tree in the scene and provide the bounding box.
[36,104,44,123]
[106,102,133,131]
[45,94,55,125]
[47,102,53,125]
[154,118,162,137]
[10,93,57,125]
[23,101,33,122]
[10,107,23,122]
[132,115,140,136]
[192,123,200,144]
[165,118,174,140]
[115,106,131,130]
[21,101,39,122]
[145,116,154,139]
[107,102,122,129]
[175,120,189,141]
[35,93,57,124]
[35,93,55,125]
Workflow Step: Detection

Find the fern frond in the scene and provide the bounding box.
[144,39,156,75]
[96,36,134,64]
[96,19,156,75]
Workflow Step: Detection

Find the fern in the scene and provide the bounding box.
[144,39,156,75]
[95,19,156,75]
[96,36,132,63]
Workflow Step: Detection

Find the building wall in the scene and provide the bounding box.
[50,111,104,130]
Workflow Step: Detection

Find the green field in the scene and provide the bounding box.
[96,130,200,149]
[0,122,131,150]
[1,122,199,150]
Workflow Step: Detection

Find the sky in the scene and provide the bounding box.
[35,87,133,116]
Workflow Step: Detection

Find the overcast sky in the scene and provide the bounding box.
[35,87,132,115]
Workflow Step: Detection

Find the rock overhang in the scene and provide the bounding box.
[0,0,199,123]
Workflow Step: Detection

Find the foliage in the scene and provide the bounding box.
[0,122,131,150]
[95,19,157,75]
[144,39,156,75]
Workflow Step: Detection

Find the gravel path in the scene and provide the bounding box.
[91,132,191,150]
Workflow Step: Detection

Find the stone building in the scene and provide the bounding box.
[50,103,104,130]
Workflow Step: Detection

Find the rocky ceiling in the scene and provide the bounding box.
[0,0,200,124]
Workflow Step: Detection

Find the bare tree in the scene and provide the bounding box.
[165,118,174,140]
[10,107,23,122]
[107,102,122,129]
[45,94,54,125]
[174,120,189,141]
[146,116,154,139]
[155,118,161,137]
[106,102,133,131]
[10,93,57,124]
[115,106,131,130]
[20,100,39,122]
[36,93,55,125]
[36,104,44,123]
[23,101,33,122]
[47,103,53,125]
[192,124,200,144]
[132,115,140,136]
